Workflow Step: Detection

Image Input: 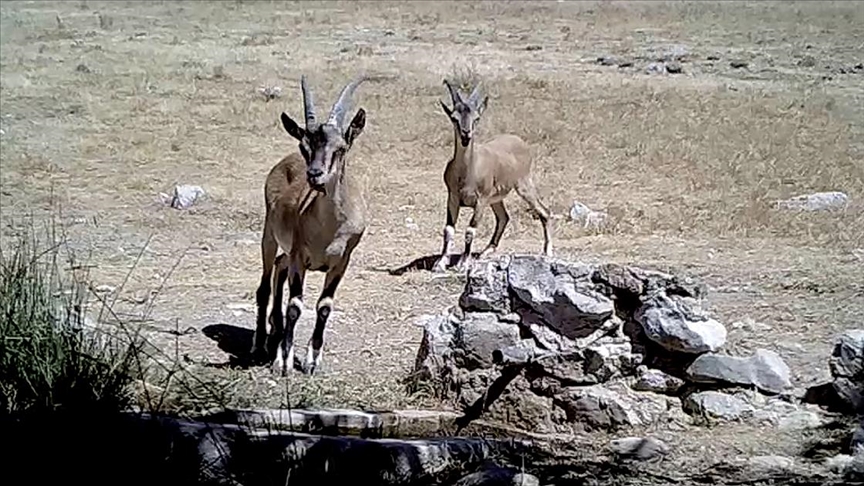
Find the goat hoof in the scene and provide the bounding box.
[432,258,448,273]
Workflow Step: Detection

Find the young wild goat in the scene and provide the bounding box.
[250,74,369,376]
[433,79,552,272]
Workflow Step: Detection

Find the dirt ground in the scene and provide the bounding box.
[1,0,863,479]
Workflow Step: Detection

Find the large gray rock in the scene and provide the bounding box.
[413,312,458,385]
[455,313,521,369]
[553,383,682,431]
[683,391,755,422]
[685,348,792,394]
[414,311,523,376]
[460,258,511,314]
[635,292,727,354]
[508,256,614,341]
[830,330,864,413]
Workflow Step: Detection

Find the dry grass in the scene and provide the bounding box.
[1,1,863,467]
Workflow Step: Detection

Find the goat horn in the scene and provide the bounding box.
[443,78,465,105]
[327,75,368,129]
[301,75,316,129]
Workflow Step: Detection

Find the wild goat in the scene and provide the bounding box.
[433,79,552,272]
[250,74,369,376]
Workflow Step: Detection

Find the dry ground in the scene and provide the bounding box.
[1,0,863,475]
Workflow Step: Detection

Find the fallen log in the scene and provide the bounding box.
[6,410,533,486]
[196,407,461,439]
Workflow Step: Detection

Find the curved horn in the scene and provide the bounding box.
[443,78,464,105]
[467,82,483,107]
[326,75,368,129]
[301,75,316,129]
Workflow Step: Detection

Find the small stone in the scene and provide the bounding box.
[778,410,824,430]
[452,466,540,486]
[646,62,665,74]
[730,60,749,69]
[707,54,720,61]
[75,63,91,73]
[632,367,685,395]
[748,455,794,472]
[848,448,864,482]
[665,61,683,74]
[798,55,817,68]
[609,436,669,460]
[731,317,772,332]
[597,56,619,66]
[683,391,755,422]
[93,284,116,294]
[161,184,206,209]
[826,454,855,473]
[685,348,792,395]
[663,44,689,62]
[852,421,864,450]
[774,191,850,212]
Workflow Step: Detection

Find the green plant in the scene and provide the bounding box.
[0,220,140,418]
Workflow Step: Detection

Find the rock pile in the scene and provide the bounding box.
[411,255,814,433]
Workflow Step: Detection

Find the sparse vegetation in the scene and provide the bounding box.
[0,219,139,418]
[1,0,863,484]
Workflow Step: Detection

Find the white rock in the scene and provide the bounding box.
[774,191,850,212]
[162,184,206,209]
[568,200,608,229]
[748,455,794,472]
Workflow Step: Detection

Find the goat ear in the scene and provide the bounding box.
[476,96,488,115]
[439,100,453,117]
[344,108,366,146]
[280,113,305,141]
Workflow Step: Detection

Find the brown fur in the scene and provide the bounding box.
[435,82,552,272]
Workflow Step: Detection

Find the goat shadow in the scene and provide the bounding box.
[201,323,306,372]
[201,323,256,369]
[375,252,481,276]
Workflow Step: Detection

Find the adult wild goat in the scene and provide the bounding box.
[251,74,369,376]
[433,79,552,272]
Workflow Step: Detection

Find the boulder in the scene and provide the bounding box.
[683,391,755,422]
[508,256,614,342]
[685,348,792,394]
[635,292,727,354]
[553,383,682,431]
[413,312,458,385]
[830,330,864,413]
[455,313,521,369]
